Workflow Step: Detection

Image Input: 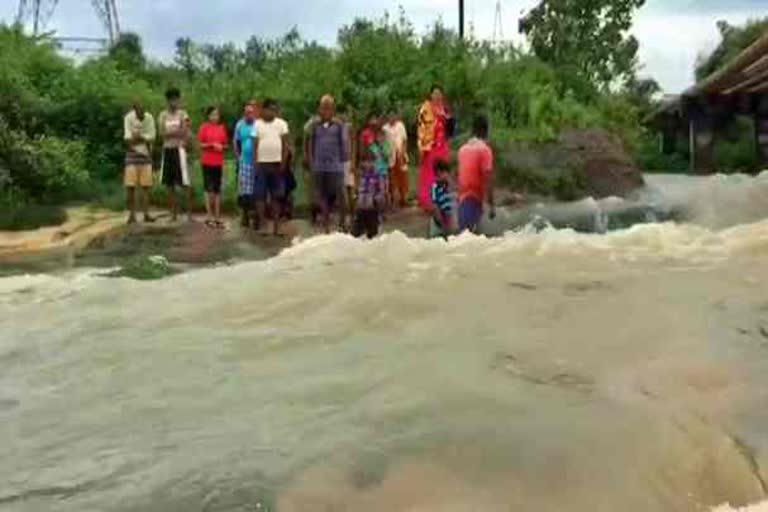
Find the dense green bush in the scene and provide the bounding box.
[713,116,758,173]
[634,133,689,173]
[0,118,89,202]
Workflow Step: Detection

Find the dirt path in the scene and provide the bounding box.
[0,206,434,267]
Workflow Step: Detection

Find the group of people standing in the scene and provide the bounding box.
[122,84,496,239]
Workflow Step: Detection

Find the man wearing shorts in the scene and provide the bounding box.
[457,115,496,234]
[123,101,156,224]
[305,95,349,234]
[158,87,192,222]
[254,98,290,236]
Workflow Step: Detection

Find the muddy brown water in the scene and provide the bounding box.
[2,173,768,511]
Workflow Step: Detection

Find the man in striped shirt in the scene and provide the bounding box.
[123,101,156,224]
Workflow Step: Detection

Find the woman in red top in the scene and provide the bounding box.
[197,106,228,228]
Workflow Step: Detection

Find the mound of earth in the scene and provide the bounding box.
[497,128,645,200]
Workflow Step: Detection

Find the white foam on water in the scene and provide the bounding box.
[0,268,106,307]
[713,502,768,512]
[278,217,768,268]
[645,171,768,229]
[2,216,767,303]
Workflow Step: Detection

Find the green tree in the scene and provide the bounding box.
[624,76,660,116]
[108,32,146,75]
[695,18,768,81]
[520,0,645,93]
[337,12,420,114]
[174,37,206,77]
[201,42,242,74]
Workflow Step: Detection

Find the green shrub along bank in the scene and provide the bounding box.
[0,8,760,229]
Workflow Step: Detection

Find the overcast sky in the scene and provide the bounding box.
[1,0,765,93]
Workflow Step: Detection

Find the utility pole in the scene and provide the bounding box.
[33,0,40,34]
[493,0,504,45]
[91,0,121,44]
[459,0,465,39]
[16,0,27,27]
[16,0,58,36]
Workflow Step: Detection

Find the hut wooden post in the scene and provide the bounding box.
[661,116,677,154]
[689,107,716,174]
[756,95,768,169]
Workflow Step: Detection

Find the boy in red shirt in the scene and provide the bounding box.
[197,106,228,228]
[457,115,496,233]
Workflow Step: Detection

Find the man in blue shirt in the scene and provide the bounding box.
[234,103,258,228]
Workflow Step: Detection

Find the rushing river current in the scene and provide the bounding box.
[3,173,768,511]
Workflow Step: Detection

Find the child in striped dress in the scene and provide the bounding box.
[352,162,385,239]
[429,159,455,239]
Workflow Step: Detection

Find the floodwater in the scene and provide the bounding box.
[2,173,768,511]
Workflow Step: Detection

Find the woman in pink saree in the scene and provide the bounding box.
[417,85,450,210]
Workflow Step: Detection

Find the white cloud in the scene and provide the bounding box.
[633,8,755,92]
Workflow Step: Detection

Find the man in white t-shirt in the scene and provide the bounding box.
[254,98,290,236]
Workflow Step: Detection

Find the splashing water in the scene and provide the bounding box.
[481,171,768,236]
[714,502,768,512]
[3,174,768,511]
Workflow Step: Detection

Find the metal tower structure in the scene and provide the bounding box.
[15,0,120,46]
[492,0,504,45]
[15,0,59,36]
[90,0,120,44]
